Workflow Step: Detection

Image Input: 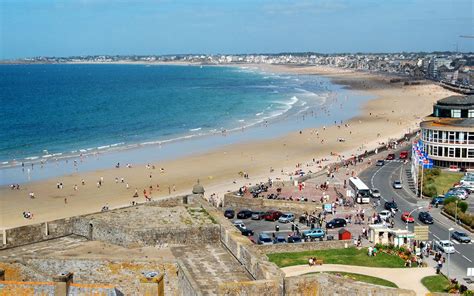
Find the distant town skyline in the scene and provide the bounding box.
[1,0,473,59]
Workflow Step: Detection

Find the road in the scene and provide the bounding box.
[358,152,474,283]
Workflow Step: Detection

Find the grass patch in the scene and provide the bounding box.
[423,169,463,197]
[307,271,398,288]
[267,247,406,268]
[421,275,450,292]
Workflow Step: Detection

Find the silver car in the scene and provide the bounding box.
[393,180,402,189]
[371,188,381,198]
[278,213,295,223]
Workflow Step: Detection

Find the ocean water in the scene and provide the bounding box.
[0,64,371,184]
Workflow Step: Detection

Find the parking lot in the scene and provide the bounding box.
[224,207,374,245]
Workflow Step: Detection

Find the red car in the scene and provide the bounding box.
[386,153,395,160]
[401,212,415,223]
[399,151,409,159]
[264,210,283,221]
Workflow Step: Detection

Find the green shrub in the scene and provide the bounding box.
[459,201,468,213]
[443,197,458,205]
[423,184,437,197]
[431,168,441,176]
[444,203,474,228]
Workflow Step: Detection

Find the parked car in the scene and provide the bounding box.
[418,211,433,224]
[274,235,287,244]
[251,211,266,220]
[370,188,381,198]
[431,196,445,205]
[326,218,347,229]
[288,234,302,243]
[237,209,253,219]
[233,220,246,229]
[399,151,409,159]
[264,210,283,221]
[386,153,395,160]
[434,240,455,254]
[376,159,385,166]
[224,209,235,219]
[384,201,398,213]
[445,188,468,200]
[393,180,402,189]
[278,213,295,223]
[302,228,326,238]
[401,212,415,223]
[257,233,273,245]
[451,231,471,243]
[236,225,254,236]
[378,210,392,221]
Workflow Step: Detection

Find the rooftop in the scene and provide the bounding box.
[436,95,474,107]
[421,117,474,130]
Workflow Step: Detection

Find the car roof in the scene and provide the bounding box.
[440,240,452,243]
[454,231,467,235]
[259,233,271,238]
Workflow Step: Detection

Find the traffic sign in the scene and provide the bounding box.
[414,226,429,241]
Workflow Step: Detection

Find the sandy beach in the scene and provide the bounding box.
[0,64,455,228]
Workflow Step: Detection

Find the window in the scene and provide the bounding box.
[444,147,448,157]
[451,109,461,118]
[433,146,438,156]
[469,110,474,118]
[449,132,455,143]
[462,148,467,158]
[455,148,461,158]
[459,132,465,144]
[433,130,439,142]
[449,147,455,158]
[468,149,474,158]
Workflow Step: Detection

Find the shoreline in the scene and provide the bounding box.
[0,64,456,228]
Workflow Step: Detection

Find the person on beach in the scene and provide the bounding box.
[29,192,35,199]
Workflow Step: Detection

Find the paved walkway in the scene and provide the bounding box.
[282,264,436,295]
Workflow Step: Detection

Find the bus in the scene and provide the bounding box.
[348,177,371,204]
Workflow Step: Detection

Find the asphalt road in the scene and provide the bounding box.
[358,152,474,282]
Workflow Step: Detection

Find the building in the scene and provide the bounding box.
[420,95,474,169]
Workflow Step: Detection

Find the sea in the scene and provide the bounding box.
[0,64,371,185]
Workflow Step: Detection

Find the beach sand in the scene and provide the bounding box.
[0,65,455,228]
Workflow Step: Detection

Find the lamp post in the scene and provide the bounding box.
[455,200,458,224]
[448,227,454,279]
[406,206,423,230]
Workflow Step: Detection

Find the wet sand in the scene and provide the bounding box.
[0,64,455,228]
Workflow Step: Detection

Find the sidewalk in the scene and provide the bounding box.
[282,264,435,295]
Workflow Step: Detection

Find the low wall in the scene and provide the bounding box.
[223,194,322,215]
[176,259,203,296]
[2,218,74,249]
[217,279,280,296]
[255,240,348,255]
[73,217,220,248]
[284,273,416,296]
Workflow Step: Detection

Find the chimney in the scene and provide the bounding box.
[139,271,164,296]
[53,272,73,295]
[0,268,5,281]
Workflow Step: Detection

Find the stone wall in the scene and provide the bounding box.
[255,239,348,255]
[2,218,74,249]
[284,273,416,296]
[23,258,179,296]
[176,259,203,296]
[223,194,322,215]
[217,279,280,296]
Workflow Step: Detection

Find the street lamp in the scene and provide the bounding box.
[448,227,454,279]
[406,206,423,230]
[455,200,458,224]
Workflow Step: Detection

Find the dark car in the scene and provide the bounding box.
[274,235,287,244]
[236,225,254,236]
[384,201,398,212]
[451,231,471,243]
[237,209,253,219]
[264,210,283,221]
[386,153,395,160]
[224,209,235,219]
[326,218,347,229]
[376,159,385,166]
[288,234,302,243]
[418,211,433,224]
[431,196,445,206]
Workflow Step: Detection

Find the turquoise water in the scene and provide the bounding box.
[0,64,370,184]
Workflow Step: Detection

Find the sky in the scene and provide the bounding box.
[1,0,473,59]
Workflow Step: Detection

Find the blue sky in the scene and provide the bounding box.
[1,0,473,59]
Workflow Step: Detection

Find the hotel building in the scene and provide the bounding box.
[420,95,474,169]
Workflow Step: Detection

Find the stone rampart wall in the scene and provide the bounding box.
[176,259,203,296]
[284,273,416,296]
[255,239,348,255]
[217,279,280,296]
